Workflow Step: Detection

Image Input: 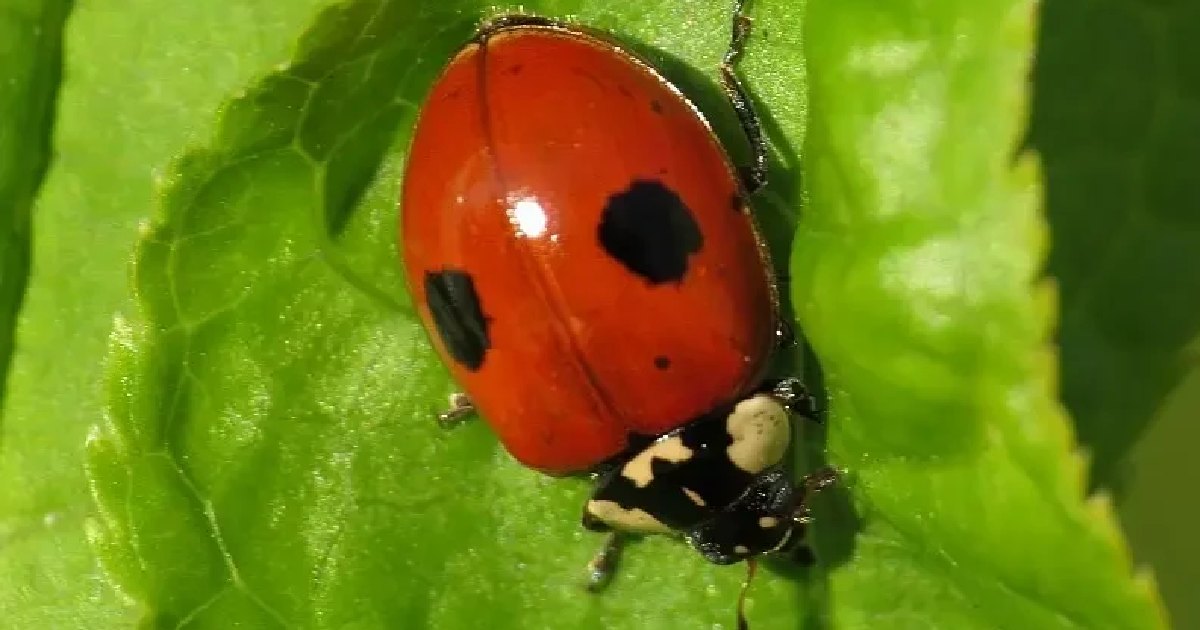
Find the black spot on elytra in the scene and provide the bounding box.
[650,99,664,114]
[654,355,671,370]
[597,179,703,284]
[424,269,490,371]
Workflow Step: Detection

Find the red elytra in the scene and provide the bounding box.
[400,19,777,474]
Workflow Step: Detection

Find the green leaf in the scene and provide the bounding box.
[1028,0,1200,491]
[67,1,1173,630]
[0,0,328,624]
[1027,0,1200,622]
[87,1,810,626]
[0,0,68,403]
[795,0,1169,628]
[0,0,112,624]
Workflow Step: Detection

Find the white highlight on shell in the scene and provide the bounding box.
[511,198,547,238]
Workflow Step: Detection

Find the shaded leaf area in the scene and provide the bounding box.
[1027,0,1200,491]
[87,0,817,628]
[1029,1,1200,623]
[1118,365,1200,630]
[0,0,329,624]
[0,0,70,406]
[795,0,1168,628]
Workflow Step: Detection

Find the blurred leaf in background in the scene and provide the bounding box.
[1028,0,1200,626]
[0,0,69,404]
[1029,0,1200,496]
[0,0,1194,628]
[0,0,125,625]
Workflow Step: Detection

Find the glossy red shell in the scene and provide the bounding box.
[400,21,776,474]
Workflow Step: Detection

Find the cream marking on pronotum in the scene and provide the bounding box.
[725,394,790,474]
[620,435,693,487]
[586,500,673,534]
[758,516,779,529]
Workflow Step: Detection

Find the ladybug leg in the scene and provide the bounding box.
[792,466,839,525]
[719,0,769,194]
[775,319,797,348]
[579,474,629,592]
[580,457,673,590]
[584,531,627,592]
[770,466,838,563]
[436,392,475,428]
[761,377,819,420]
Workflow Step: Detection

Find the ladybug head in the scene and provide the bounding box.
[685,467,807,564]
[583,392,835,565]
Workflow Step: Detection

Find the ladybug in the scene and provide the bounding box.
[399,0,835,589]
